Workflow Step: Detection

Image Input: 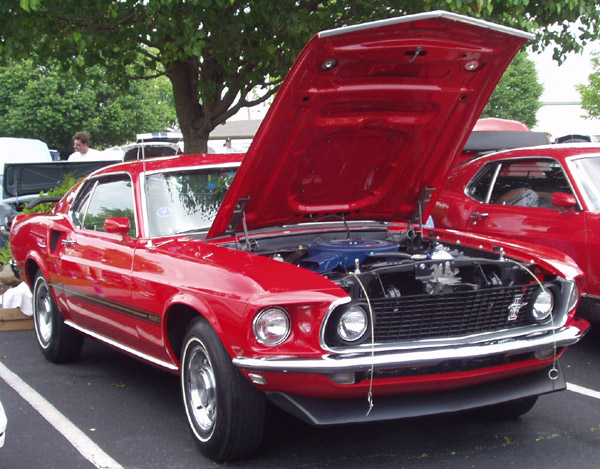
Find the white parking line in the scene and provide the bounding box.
[0,361,123,469]
[567,382,600,400]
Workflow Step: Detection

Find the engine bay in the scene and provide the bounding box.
[231,223,549,301]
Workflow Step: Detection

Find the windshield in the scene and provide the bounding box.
[145,166,237,237]
[570,156,600,211]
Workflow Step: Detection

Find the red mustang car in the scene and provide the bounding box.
[10,12,589,462]
[433,143,600,323]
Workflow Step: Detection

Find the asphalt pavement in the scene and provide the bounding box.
[1,325,599,468]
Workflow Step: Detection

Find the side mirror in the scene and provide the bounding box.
[104,217,131,236]
[551,192,577,210]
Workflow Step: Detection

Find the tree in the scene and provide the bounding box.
[577,52,600,119]
[0,59,177,151]
[481,52,544,128]
[1,1,599,153]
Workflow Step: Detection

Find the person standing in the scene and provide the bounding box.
[222,137,239,153]
[68,131,101,161]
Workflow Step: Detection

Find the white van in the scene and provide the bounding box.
[0,138,53,245]
[0,137,52,168]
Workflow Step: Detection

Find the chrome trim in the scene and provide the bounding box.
[581,292,600,300]
[67,171,142,239]
[253,306,292,346]
[233,325,583,374]
[138,162,241,239]
[65,320,178,371]
[319,296,352,351]
[484,162,502,204]
[566,154,600,211]
[467,156,584,212]
[319,279,574,355]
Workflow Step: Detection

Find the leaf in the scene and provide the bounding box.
[19,0,31,13]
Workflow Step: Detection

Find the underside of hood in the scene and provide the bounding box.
[208,11,532,239]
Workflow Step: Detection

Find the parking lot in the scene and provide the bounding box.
[1,325,599,468]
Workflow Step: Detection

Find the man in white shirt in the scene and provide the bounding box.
[68,131,101,161]
[222,137,240,153]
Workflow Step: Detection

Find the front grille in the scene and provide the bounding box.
[370,284,535,342]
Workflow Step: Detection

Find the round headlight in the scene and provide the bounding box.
[253,307,291,346]
[337,305,368,342]
[529,288,554,322]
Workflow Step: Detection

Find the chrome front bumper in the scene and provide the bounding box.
[233,325,584,373]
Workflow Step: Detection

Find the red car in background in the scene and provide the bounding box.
[10,12,589,462]
[433,144,600,322]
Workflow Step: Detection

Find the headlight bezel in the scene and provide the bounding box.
[324,302,372,347]
[567,282,579,313]
[253,306,291,346]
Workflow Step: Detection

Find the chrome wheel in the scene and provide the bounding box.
[181,318,265,461]
[35,280,53,346]
[184,340,217,437]
[32,271,84,363]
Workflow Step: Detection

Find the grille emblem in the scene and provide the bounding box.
[507,294,524,321]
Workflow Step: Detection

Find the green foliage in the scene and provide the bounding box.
[21,174,79,215]
[577,52,600,119]
[0,175,78,265]
[481,52,544,128]
[0,59,177,151]
[0,244,12,265]
[0,1,599,152]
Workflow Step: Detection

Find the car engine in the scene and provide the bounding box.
[240,222,569,350]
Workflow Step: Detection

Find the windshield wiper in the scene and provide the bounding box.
[174,228,208,235]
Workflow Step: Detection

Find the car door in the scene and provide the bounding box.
[462,158,587,269]
[568,155,600,301]
[57,174,139,347]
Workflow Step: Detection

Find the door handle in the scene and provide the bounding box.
[470,212,488,225]
[61,239,77,247]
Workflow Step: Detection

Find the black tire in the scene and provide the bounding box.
[32,272,84,363]
[181,317,265,462]
[476,395,538,420]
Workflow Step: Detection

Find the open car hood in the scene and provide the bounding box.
[208,11,531,239]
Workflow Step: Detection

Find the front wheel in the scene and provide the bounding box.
[33,272,83,363]
[181,318,265,462]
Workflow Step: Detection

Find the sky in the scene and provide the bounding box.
[530,42,600,139]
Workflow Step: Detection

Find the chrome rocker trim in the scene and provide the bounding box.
[233,325,583,373]
[65,320,178,371]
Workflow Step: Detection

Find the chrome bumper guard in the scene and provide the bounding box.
[233,325,583,373]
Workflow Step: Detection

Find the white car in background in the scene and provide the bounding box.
[0,137,52,183]
[0,137,54,245]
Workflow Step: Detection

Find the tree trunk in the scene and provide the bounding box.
[168,60,212,154]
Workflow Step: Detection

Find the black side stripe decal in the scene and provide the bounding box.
[60,284,161,326]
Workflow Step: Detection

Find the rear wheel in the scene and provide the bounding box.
[181,317,265,462]
[33,272,83,363]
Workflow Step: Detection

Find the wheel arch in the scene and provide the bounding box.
[24,256,43,288]
[164,292,245,366]
[165,303,203,365]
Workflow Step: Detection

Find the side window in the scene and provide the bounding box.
[79,176,137,237]
[467,163,499,202]
[468,159,575,209]
[70,180,96,229]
